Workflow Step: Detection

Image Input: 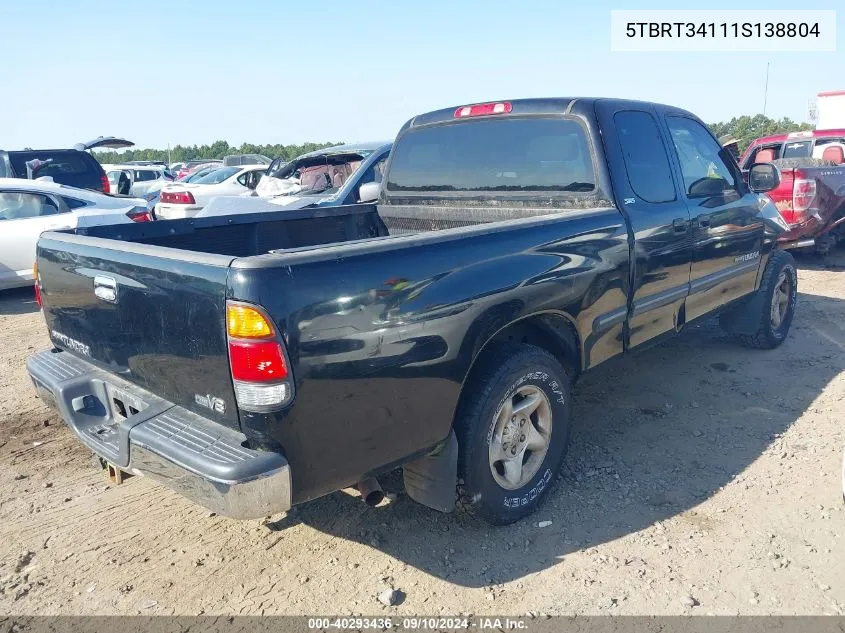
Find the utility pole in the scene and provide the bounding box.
[168,143,171,165]
[763,62,770,116]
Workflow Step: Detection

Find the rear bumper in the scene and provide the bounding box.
[26,350,291,519]
[0,270,34,291]
[155,203,203,219]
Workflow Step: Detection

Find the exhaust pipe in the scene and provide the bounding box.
[356,477,384,507]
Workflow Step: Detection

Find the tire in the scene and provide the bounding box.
[738,250,798,349]
[455,343,572,525]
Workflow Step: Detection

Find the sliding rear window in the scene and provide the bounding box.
[386,117,595,195]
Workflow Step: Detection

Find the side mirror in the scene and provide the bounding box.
[688,176,729,198]
[358,181,381,203]
[748,163,780,193]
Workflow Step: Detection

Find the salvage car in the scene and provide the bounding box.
[155,165,267,219]
[28,98,794,525]
[106,165,173,197]
[196,143,390,217]
[223,153,272,167]
[175,160,223,180]
[741,129,845,254]
[0,178,148,290]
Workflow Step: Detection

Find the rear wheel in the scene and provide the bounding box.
[455,344,572,525]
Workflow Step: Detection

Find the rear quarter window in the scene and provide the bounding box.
[386,117,596,196]
[614,111,676,203]
[61,197,89,210]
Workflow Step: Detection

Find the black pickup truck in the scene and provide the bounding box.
[28,98,795,525]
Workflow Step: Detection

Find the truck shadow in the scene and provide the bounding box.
[0,286,40,315]
[269,290,844,588]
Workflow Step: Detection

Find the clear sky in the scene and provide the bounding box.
[0,0,840,151]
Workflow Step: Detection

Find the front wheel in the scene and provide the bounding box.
[455,344,572,525]
[737,250,798,349]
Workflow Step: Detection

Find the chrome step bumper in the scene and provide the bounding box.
[27,350,291,519]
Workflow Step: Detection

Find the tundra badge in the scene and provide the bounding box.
[735,251,760,263]
[50,330,91,357]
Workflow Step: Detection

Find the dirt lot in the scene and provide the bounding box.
[1,250,844,617]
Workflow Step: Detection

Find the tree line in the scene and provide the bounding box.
[92,140,342,165]
[90,114,814,165]
[708,114,813,152]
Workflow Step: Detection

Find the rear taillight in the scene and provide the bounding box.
[126,207,153,222]
[792,178,817,214]
[226,301,292,411]
[160,190,196,204]
[33,260,42,308]
[229,340,288,382]
[101,173,110,193]
[454,101,512,118]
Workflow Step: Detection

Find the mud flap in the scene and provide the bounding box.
[719,291,765,335]
[403,430,458,513]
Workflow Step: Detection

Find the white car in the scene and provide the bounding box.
[155,165,267,219]
[106,165,172,199]
[0,178,148,290]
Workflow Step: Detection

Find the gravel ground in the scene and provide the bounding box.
[1,250,843,616]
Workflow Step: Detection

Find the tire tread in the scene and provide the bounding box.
[454,343,571,524]
[738,250,796,349]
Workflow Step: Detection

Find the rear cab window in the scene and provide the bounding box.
[782,141,811,159]
[386,117,596,198]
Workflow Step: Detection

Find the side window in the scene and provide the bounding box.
[614,111,676,203]
[238,170,265,189]
[359,155,389,186]
[814,138,845,164]
[0,192,60,220]
[667,116,737,198]
[61,197,88,210]
[743,144,781,169]
[373,155,388,182]
[134,170,156,182]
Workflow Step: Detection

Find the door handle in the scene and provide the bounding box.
[672,218,689,233]
[697,215,712,228]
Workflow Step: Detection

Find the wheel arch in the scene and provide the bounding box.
[452,311,582,430]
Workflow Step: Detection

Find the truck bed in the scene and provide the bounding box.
[76,203,390,256]
[74,200,606,256]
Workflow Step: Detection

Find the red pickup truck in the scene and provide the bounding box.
[740,130,845,254]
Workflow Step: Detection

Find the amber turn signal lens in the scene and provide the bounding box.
[227,304,273,338]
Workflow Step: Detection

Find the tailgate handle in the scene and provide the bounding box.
[93,275,117,303]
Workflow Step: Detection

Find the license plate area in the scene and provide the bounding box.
[106,385,148,423]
